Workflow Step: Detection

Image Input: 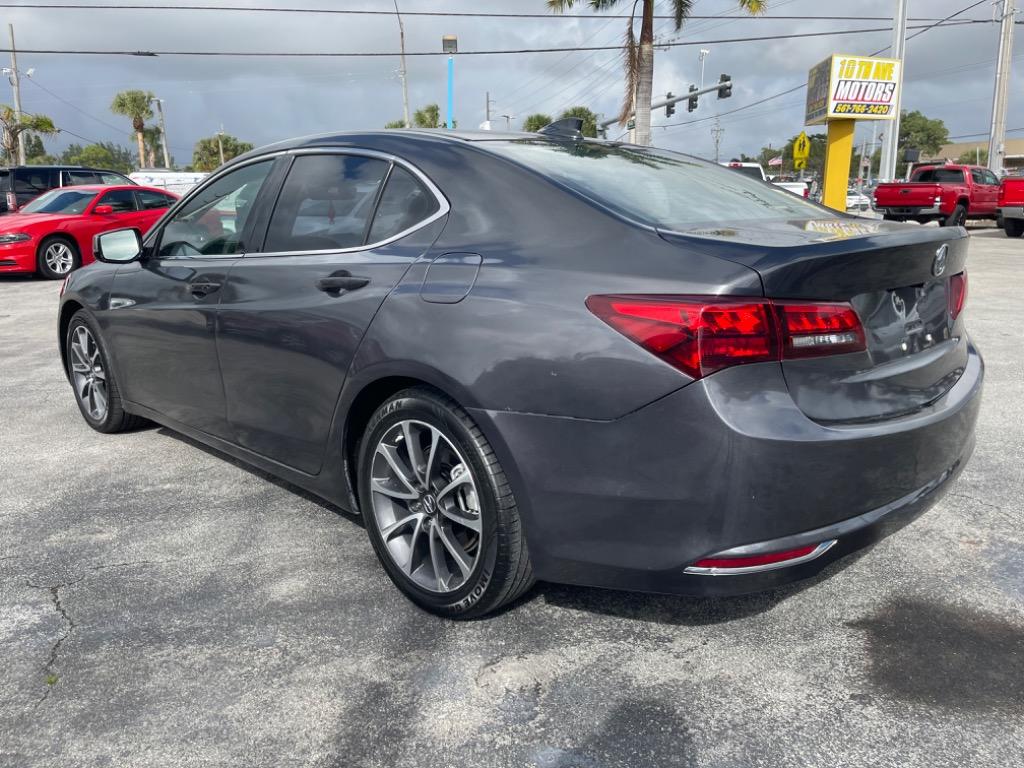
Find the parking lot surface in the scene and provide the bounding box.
[1,229,1022,768]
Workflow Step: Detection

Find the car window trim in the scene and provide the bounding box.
[145,154,283,260]
[246,147,450,259]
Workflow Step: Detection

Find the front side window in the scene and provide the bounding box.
[367,166,440,243]
[20,188,97,215]
[982,170,1000,186]
[264,154,389,252]
[97,189,137,213]
[486,141,825,230]
[157,160,272,258]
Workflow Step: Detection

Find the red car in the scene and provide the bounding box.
[0,184,178,279]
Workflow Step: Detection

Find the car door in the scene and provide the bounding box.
[976,169,1001,215]
[92,188,146,231]
[101,159,277,437]
[216,150,447,474]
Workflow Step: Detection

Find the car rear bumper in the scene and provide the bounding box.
[876,203,942,216]
[474,341,983,596]
[999,205,1024,221]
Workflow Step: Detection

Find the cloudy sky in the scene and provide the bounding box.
[6,0,1021,164]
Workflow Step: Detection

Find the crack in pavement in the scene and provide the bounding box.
[26,577,83,708]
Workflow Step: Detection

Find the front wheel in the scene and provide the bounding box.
[357,388,534,618]
[66,310,145,433]
[1005,218,1024,238]
[38,237,80,279]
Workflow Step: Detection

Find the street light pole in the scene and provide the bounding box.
[394,0,411,129]
[152,97,171,168]
[7,24,25,165]
[698,49,710,90]
[217,126,225,166]
[987,0,1016,175]
[878,0,908,181]
[442,35,457,130]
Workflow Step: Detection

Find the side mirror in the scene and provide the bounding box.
[93,204,114,215]
[94,228,142,264]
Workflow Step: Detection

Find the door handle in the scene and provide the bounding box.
[189,280,222,297]
[316,275,370,295]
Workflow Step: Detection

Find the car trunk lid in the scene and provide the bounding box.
[659,218,970,423]
[874,182,942,208]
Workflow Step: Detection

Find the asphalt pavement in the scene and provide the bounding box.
[1,228,1022,768]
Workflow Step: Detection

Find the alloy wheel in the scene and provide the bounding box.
[44,242,75,275]
[369,419,482,593]
[69,326,108,421]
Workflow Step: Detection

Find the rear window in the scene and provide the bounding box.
[486,141,825,229]
[912,168,965,183]
[726,164,765,180]
[20,188,97,214]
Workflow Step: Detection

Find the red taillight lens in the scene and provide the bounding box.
[585,296,774,379]
[949,271,967,321]
[693,544,818,569]
[5,191,17,211]
[803,187,810,198]
[587,295,867,379]
[775,301,866,359]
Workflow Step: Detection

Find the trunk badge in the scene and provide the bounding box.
[932,244,948,277]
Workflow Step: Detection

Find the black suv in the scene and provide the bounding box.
[0,165,135,214]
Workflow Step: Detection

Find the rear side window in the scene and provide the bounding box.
[98,189,138,212]
[99,172,131,185]
[137,190,174,210]
[367,166,439,243]
[486,141,824,229]
[14,168,51,194]
[67,170,102,185]
[265,154,389,252]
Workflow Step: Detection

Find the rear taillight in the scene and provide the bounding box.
[5,191,16,211]
[587,295,867,380]
[998,187,1006,206]
[803,188,810,198]
[949,271,967,320]
[685,539,837,574]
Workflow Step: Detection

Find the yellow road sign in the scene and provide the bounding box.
[794,132,811,162]
[794,158,808,171]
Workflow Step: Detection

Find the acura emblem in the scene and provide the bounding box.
[932,244,948,277]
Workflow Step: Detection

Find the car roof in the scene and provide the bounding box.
[43,184,176,195]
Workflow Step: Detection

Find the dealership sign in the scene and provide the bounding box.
[805,54,901,125]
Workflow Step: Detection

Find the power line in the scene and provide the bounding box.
[658,0,991,133]
[0,20,987,58]
[0,4,994,22]
[24,75,126,134]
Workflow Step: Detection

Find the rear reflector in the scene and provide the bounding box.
[949,271,967,321]
[587,295,867,379]
[685,540,838,575]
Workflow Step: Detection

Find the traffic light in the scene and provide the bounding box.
[687,84,698,113]
[718,74,732,99]
[665,92,675,118]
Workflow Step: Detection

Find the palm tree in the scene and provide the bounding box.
[547,0,765,146]
[110,90,155,168]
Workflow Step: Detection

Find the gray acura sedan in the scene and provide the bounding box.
[58,122,982,617]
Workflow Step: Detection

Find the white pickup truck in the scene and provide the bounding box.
[721,161,809,198]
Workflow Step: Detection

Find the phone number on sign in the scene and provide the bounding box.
[832,103,893,116]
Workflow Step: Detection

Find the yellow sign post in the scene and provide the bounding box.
[793,131,810,171]
[806,54,902,211]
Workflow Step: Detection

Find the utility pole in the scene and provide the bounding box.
[711,119,724,163]
[394,0,411,129]
[878,0,908,181]
[485,90,490,123]
[217,125,225,166]
[7,24,25,165]
[152,97,171,168]
[987,0,1016,175]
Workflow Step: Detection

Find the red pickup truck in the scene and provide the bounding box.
[873,164,1001,227]
[998,176,1024,238]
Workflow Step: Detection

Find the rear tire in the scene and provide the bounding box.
[942,203,967,228]
[66,310,146,433]
[357,387,534,618]
[37,237,80,280]
[1005,218,1024,238]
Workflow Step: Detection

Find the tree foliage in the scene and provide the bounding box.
[414,104,442,129]
[0,106,57,164]
[110,89,155,168]
[192,134,253,172]
[384,119,407,129]
[60,142,136,173]
[558,106,599,137]
[522,113,553,132]
[957,147,988,166]
[898,110,948,156]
